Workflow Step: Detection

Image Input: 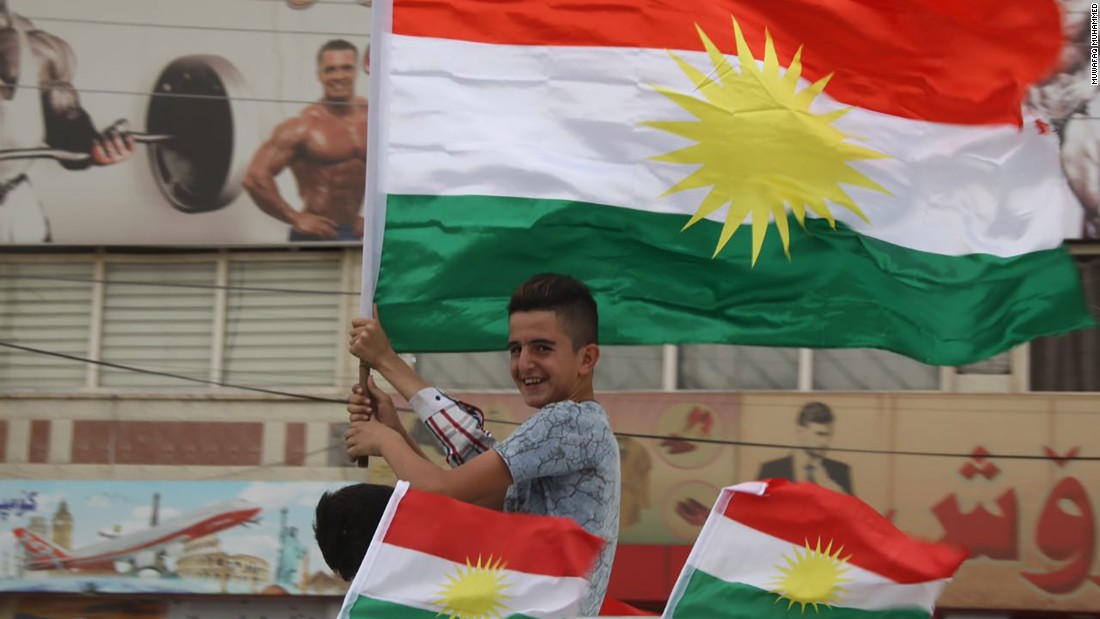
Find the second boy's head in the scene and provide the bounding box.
[506,273,600,408]
[313,483,394,581]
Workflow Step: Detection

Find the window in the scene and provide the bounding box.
[595,345,664,391]
[1030,254,1100,391]
[99,261,217,388]
[813,349,940,390]
[0,260,94,389]
[416,351,513,391]
[679,345,799,390]
[224,258,345,388]
[0,251,350,391]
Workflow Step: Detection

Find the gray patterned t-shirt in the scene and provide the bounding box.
[495,400,620,617]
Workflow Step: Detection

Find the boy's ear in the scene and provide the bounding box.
[578,343,600,376]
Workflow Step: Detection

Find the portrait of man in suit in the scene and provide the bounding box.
[756,401,853,495]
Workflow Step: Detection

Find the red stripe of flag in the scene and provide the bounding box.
[383,487,605,578]
[392,0,1059,126]
[725,480,967,584]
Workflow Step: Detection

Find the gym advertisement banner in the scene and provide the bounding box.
[0,0,1095,245]
[0,0,370,245]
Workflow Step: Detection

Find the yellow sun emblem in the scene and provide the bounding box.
[434,555,512,619]
[771,537,852,611]
[646,18,890,265]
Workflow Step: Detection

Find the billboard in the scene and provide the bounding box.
[0,0,370,245]
[0,597,169,619]
[1031,0,1100,240]
[0,0,1094,245]
[431,391,1100,611]
[0,597,337,619]
[0,480,350,595]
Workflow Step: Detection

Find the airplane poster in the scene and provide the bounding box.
[0,480,351,595]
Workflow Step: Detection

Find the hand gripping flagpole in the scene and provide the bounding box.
[356,0,393,469]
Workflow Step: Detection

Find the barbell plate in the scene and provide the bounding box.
[145,55,250,214]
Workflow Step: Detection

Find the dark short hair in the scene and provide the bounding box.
[313,484,394,581]
[317,39,358,65]
[507,273,598,349]
[797,402,834,426]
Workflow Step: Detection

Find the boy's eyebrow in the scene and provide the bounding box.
[507,337,556,348]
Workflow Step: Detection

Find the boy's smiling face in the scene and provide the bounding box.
[507,310,595,409]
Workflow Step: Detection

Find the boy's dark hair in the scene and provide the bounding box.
[317,39,358,65]
[797,402,835,426]
[313,483,394,581]
[507,273,598,349]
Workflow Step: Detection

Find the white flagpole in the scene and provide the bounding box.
[355,0,393,469]
[361,0,392,319]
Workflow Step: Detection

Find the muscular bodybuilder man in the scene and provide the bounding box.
[243,39,367,241]
[0,1,135,243]
[1028,0,1099,239]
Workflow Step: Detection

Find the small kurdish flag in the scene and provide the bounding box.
[364,0,1095,365]
[337,481,604,619]
[663,480,967,619]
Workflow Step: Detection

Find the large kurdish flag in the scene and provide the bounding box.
[338,481,604,619]
[663,480,967,618]
[367,0,1094,365]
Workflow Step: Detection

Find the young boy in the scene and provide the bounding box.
[344,273,620,616]
[313,483,394,581]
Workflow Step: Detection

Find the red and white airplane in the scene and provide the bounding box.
[12,498,261,571]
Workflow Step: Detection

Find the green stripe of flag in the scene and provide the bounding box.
[376,195,1093,365]
[349,596,537,619]
[668,568,931,619]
